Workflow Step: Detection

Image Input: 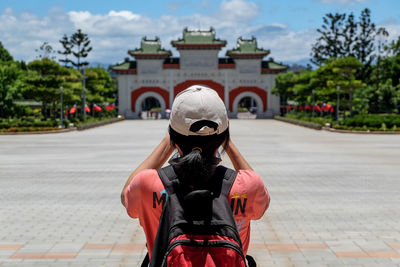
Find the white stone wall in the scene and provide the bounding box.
[179,50,219,70]
[118,56,281,118]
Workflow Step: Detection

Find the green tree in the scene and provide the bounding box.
[58,34,73,67]
[373,28,390,87]
[70,29,93,71]
[311,8,387,74]
[61,67,84,108]
[85,68,116,107]
[354,8,383,81]
[376,79,398,113]
[23,59,72,119]
[353,85,374,115]
[311,13,346,65]
[0,44,24,118]
[0,41,13,62]
[375,52,400,88]
[291,70,314,105]
[343,13,357,57]
[327,57,365,117]
[272,71,296,104]
[0,62,23,118]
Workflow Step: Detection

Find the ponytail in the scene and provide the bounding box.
[173,149,210,188]
[168,126,229,189]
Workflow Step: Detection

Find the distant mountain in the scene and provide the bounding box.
[284,58,315,71]
[89,62,112,69]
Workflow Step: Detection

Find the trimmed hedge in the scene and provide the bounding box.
[0,118,61,129]
[285,113,334,126]
[0,116,118,132]
[343,114,400,129]
[0,126,60,132]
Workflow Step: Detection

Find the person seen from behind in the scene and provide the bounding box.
[121,85,270,266]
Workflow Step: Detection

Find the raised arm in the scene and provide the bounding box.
[121,134,175,207]
[225,139,253,171]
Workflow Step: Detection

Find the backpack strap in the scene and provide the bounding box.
[217,166,238,197]
[246,255,257,267]
[141,252,149,267]
[157,165,178,195]
[158,165,237,197]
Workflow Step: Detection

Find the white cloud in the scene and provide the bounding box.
[250,25,318,62]
[2,1,397,66]
[378,20,400,44]
[220,0,259,22]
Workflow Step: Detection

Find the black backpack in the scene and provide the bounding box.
[142,164,256,267]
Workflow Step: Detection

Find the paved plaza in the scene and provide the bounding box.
[1,120,400,267]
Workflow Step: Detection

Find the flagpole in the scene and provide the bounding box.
[59,86,63,128]
[82,69,87,120]
[336,86,340,125]
[312,89,315,117]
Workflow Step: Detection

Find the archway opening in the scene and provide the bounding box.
[237,96,258,119]
[140,97,161,119]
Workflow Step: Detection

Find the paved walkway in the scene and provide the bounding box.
[1,120,400,267]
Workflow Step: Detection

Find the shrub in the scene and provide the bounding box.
[343,114,400,129]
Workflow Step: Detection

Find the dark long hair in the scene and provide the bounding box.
[169,125,229,188]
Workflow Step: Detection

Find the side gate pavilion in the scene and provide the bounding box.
[111,28,287,119]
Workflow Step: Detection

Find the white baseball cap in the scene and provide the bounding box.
[169,85,229,136]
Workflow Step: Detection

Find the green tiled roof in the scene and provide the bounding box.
[262,61,287,69]
[110,61,136,70]
[171,27,226,45]
[227,37,270,56]
[128,37,171,56]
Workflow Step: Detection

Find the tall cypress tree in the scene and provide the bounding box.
[58,34,73,67]
[311,8,387,74]
[310,13,346,66]
[343,13,357,58]
[70,29,93,71]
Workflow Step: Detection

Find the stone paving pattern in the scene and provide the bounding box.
[1,120,400,267]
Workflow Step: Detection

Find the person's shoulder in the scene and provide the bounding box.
[236,169,262,180]
[234,169,264,189]
[136,169,158,178]
[132,169,160,187]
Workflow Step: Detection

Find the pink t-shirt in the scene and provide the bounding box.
[124,168,270,257]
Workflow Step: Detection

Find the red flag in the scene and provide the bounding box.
[326,104,331,111]
[288,105,291,111]
[329,106,334,113]
[105,103,114,111]
[93,104,102,112]
[65,108,69,117]
[84,105,90,113]
[106,103,115,111]
[293,105,297,110]
[70,104,77,114]
[305,104,312,111]
[299,106,304,111]
[314,104,321,112]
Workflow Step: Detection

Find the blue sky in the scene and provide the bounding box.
[1,0,399,64]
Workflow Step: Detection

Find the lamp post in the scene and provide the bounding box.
[59,86,63,128]
[312,89,315,117]
[336,85,340,125]
[81,69,87,120]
